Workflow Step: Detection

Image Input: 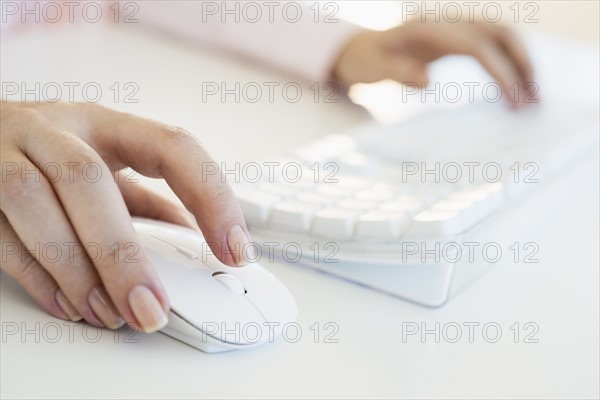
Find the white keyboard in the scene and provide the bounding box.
[233,101,599,304]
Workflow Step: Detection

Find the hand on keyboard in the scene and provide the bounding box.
[234,102,598,258]
[333,19,536,108]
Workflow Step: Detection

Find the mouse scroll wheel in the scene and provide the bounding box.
[212,272,247,295]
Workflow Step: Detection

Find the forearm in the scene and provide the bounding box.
[135,1,362,83]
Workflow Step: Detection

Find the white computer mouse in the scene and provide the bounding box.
[132,217,297,353]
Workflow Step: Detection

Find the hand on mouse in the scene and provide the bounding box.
[0,101,252,332]
[332,18,536,108]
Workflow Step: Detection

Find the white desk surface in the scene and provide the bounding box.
[1,24,598,399]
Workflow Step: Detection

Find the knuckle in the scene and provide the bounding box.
[1,167,44,203]
[70,241,89,262]
[162,125,200,148]
[59,146,106,184]
[0,236,25,264]
[15,252,42,283]
[3,107,44,123]
[0,108,45,137]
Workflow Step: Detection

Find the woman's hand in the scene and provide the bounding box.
[0,102,252,332]
[333,19,535,107]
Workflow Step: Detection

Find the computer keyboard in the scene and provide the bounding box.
[233,101,599,304]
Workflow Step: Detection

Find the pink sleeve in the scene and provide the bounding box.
[135,1,363,82]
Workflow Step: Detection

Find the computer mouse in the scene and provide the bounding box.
[132,217,297,353]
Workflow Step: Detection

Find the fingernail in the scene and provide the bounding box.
[88,286,124,330]
[128,286,168,333]
[55,289,82,322]
[226,225,255,266]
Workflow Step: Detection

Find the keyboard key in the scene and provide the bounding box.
[316,134,357,157]
[258,182,301,197]
[354,187,395,202]
[409,209,463,237]
[355,211,410,239]
[315,185,353,198]
[275,172,318,189]
[269,201,321,232]
[379,196,423,213]
[370,182,397,192]
[311,208,361,239]
[431,199,478,230]
[334,175,371,190]
[338,152,369,168]
[418,184,455,203]
[296,192,336,205]
[336,152,380,174]
[395,194,426,205]
[446,189,489,203]
[337,198,379,211]
[447,189,494,225]
[478,183,505,209]
[431,200,472,211]
[235,186,281,227]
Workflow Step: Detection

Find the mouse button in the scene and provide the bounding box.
[161,310,202,341]
[175,246,197,260]
[145,243,207,272]
[238,267,297,325]
[200,252,229,271]
[170,292,266,345]
[153,234,221,270]
[153,264,213,296]
[212,273,246,295]
[145,232,214,268]
[158,230,207,252]
[160,311,236,353]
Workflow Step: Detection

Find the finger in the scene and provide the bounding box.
[88,106,253,267]
[492,28,538,100]
[0,149,122,329]
[384,55,430,87]
[475,23,537,106]
[0,211,79,322]
[13,127,166,333]
[116,170,199,231]
[482,24,535,86]
[468,38,523,108]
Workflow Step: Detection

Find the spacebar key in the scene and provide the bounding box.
[310,207,361,240]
